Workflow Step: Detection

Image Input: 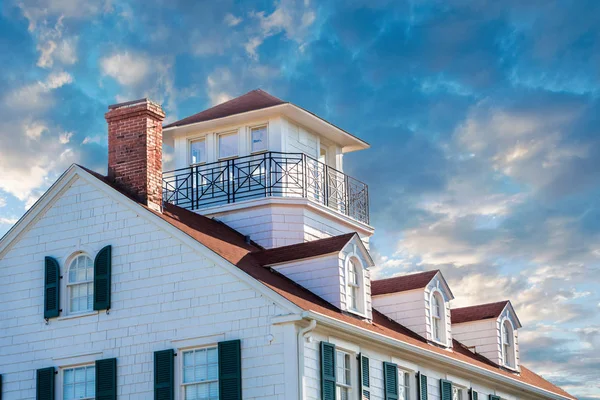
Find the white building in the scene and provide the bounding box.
[0,91,574,400]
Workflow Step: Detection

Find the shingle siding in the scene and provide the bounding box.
[0,177,288,399]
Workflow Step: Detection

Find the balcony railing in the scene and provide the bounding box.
[162,151,369,224]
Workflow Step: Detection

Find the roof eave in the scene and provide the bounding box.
[163,103,370,153]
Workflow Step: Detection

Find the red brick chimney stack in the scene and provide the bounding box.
[105,98,166,212]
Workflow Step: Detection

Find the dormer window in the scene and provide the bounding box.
[67,254,94,314]
[431,291,446,344]
[502,320,515,368]
[347,258,359,310]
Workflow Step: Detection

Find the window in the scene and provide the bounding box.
[430,291,446,343]
[67,254,94,314]
[502,320,515,368]
[250,125,268,153]
[347,258,360,311]
[336,350,352,400]
[452,386,464,400]
[218,132,238,159]
[63,365,95,400]
[398,370,411,400]
[182,347,219,400]
[190,139,206,165]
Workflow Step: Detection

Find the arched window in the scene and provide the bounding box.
[347,258,360,311]
[430,291,446,343]
[502,320,515,368]
[67,254,94,314]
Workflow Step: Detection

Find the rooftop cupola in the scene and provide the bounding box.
[162,89,373,248]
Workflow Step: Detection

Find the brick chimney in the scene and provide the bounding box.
[105,99,166,212]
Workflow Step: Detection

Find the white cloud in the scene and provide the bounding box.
[0,217,18,225]
[206,68,234,106]
[246,0,317,59]
[224,13,242,26]
[24,121,48,140]
[4,71,73,111]
[100,52,150,86]
[59,131,73,144]
[0,197,6,208]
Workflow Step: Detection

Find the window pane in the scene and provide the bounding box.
[251,126,267,153]
[184,351,194,366]
[218,132,238,159]
[191,140,206,164]
[63,366,94,400]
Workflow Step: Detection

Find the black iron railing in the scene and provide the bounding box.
[162,151,370,224]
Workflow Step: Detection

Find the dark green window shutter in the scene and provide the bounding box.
[417,372,428,400]
[359,354,370,399]
[470,389,478,400]
[36,367,55,400]
[0,372,3,400]
[489,395,501,400]
[93,245,112,311]
[96,358,117,400]
[440,379,452,400]
[154,350,174,400]
[320,341,336,400]
[44,257,60,319]
[219,339,242,400]
[383,362,398,400]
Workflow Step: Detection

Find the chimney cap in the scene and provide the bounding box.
[108,98,151,110]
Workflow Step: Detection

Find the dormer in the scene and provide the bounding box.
[371,270,455,348]
[253,232,374,319]
[161,89,374,249]
[451,301,522,371]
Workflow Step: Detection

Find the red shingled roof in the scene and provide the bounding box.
[252,233,356,266]
[79,166,574,400]
[451,301,510,324]
[164,89,286,128]
[371,270,439,296]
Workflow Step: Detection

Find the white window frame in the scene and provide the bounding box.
[335,349,353,400]
[66,252,94,315]
[398,369,412,400]
[501,319,516,369]
[249,124,269,154]
[179,345,219,400]
[59,363,96,400]
[217,130,239,160]
[344,253,366,316]
[189,137,207,166]
[452,384,466,400]
[430,289,447,345]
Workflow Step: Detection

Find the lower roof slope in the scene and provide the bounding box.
[81,166,574,400]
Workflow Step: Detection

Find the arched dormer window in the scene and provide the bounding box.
[430,290,446,344]
[67,254,94,314]
[346,256,364,314]
[502,319,515,368]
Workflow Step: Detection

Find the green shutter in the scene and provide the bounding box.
[0,373,2,400]
[489,395,501,400]
[384,362,399,400]
[320,342,336,400]
[417,372,428,400]
[95,358,117,400]
[470,389,478,400]
[36,367,55,400]
[359,354,370,399]
[440,379,452,400]
[44,257,60,319]
[93,245,112,311]
[219,339,242,400]
[154,350,174,400]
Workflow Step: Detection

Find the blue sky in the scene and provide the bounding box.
[1,0,599,397]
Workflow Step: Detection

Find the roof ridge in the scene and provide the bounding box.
[251,232,355,255]
[451,300,510,311]
[372,269,439,282]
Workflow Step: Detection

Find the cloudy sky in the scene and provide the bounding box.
[1,0,599,397]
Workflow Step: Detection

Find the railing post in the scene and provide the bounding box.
[302,154,307,199]
[231,158,236,203]
[227,159,232,204]
[344,174,349,216]
[324,164,329,207]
